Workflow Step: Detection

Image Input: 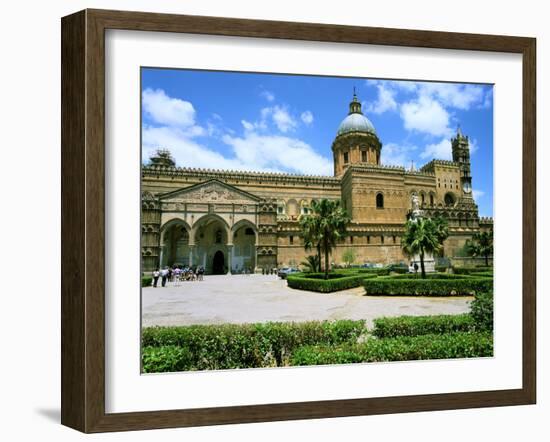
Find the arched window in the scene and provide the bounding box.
[421,193,425,205]
[430,194,434,206]
[376,193,384,209]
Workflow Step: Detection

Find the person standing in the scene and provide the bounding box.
[161,267,169,287]
[152,269,160,288]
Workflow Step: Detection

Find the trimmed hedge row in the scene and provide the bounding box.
[388,273,471,280]
[372,314,475,338]
[452,266,493,275]
[363,277,493,296]
[142,320,366,372]
[141,276,153,287]
[287,272,376,292]
[290,331,493,365]
[470,271,494,278]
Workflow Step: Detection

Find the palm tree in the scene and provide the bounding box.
[300,255,320,273]
[432,216,450,244]
[401,217,447,279]
[467,230,493,266]
[312,199,350,280]
[300,201,322,272]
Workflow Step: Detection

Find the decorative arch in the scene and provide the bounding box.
[231,219,259,243]
[192,213,230,231]
[160,218,192,243]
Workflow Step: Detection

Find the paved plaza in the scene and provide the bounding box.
[142,275,473,328]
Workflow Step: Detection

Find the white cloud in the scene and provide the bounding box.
[222,132,332,175]
[241,120,255,132]
[419,83,484,110]
[420,138,453,160]
[380,143,417,167]
[401,96,451,137]
[143,115,331,176]
[300,110,314,125]
[143,125,246,171]
[260,105,297,133]
[142,88,196,127]
[472,189,485,200]
[272,106,297,132]
[260,90,275,102]
[365,82,398,114]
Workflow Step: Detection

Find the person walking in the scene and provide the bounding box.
[152,269,160,288]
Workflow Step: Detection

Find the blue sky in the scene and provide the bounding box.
[141,68,493,216]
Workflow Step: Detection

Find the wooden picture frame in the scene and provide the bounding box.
[61,8,536,433]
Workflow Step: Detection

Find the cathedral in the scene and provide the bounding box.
[141,93,492,274]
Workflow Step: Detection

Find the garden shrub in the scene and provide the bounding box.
[142,345,193,373]
[287,272,376,292]
[470,291,494,331]
[141,276,153,287]
[290,331,493,366]
[372,314,475,338]
[363,277,493,296]
[142,320,366,372]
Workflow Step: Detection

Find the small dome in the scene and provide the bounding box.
[337,112,376,136]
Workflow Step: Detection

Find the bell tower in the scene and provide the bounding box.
[451,126,473,198]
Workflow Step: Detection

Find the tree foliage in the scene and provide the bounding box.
[466,230,494,266]
[401,216,449,278]
[300,199,350,279]
[342,248,357,267]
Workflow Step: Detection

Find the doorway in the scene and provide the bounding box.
[212,250,225,274]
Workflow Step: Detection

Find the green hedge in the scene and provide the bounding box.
[452,266,493,275]
[363,277,493,296]
[470,291,494,331]
[387,273,470,280]
[372,314,475,338]
[141,276,153,287]
[290,331,493,365]
[287,272,376,292]
[470,271,494,278]
[142,320,366,372]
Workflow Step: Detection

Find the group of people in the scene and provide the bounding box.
[152,265,205,287]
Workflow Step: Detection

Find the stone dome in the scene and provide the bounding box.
[337,112,376,136]
[336,92,376,136]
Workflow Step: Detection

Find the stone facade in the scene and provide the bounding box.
[141,95,491,274]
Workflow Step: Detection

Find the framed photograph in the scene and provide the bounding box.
[61,9,536,433]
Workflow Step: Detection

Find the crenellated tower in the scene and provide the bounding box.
[451,126,473,199]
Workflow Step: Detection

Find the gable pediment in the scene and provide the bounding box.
[159,179,261,204]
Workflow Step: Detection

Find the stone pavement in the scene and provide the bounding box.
[142,274,473,328]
